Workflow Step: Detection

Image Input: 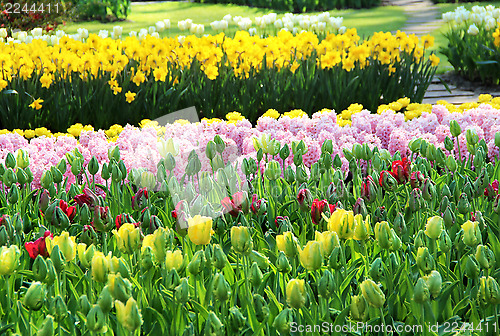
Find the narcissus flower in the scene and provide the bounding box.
[29,98,43,110]
[125,91,136,103]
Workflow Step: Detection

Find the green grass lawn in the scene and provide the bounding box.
[63,2,406,38]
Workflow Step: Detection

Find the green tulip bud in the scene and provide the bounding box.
[414,278,430,304]
[108,273,132,303]
[78,295,92,316]
[50,245,66,273]
[318,269,335,299]
[476,244,495,270]
[360,279,385,308]
[16,168,28,186]
[409,188,422,212]
[52,295,68,321]
[206,141,217,160]
[443,206,455,228]
[7,184,19,204]
[280,143,290,161]
[439,230,452,254]
[88,156,99,175]
[0,226,9,246]
[4,167,17,186]
[36,315,54,336]
[140,246,154,272]
[212,244,227,271]
[449,120,461,137]
[465,255,480,279]
[33,255,48,282]
[329,246,342,270]
[374,221,391,250]
[228,307,246,333]
[108,146,120,162]
[435,148,446,167]
[40,170,53,190]
[165,268,181,291]
[5,152,16,169]
[44,259,57,285]
[101,162,110,180]
[439,196,449,214]
[393,212,406,236]
[350,295,368,321]
[213,273,230,301]
[423,270,442,299]
[254,294,270,323]
[213,135,225,153]
[416,247,434,274]
[249,262,263,288]
[24,281,46,311]
[175,278,189,303]
[276,251,291,273]
[86,305,108,333]
[369,258,384,282]
[188,250,205,276]
[296,165,308,184]
[457,193,471,215]
[479,276,500,305]
[97,286,113,314]
[446,156,457,172]
[444,136,454,152]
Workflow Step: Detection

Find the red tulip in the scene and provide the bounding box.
[484,180,499,199]
[25,230,52,259]
[311,199,328,225]
[59,200,76,221]
[390,158,411,184]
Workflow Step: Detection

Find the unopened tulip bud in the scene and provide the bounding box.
[175,278,189,303]
[228,307,246,333]
[422,178,436,201]
[449,120,461,137]
[213,272,231,301]
[409,188,422,212]
[297,189,313,212]
[24,281,45,311]
[353,214,371,241]
[32,255,48,282]
[424,270,442,299]
[416,247,434,274]
[50,245,66,273]
[360,279,385,308]
[369,258,384,282]
[374,221,391,250]
[188,250,205,276]
[249,262,263,288]
[353,197,368,218]
[37,315,54,336]
[52,295,68,321]
[165,268,180,290]
[44,259,57,285]
[286,279,306,309]
[140,246,154,271]
[465,255,480,279]
[373,206,387,224]
[439,230,452,253]
[7,184,19,204]
[350,295,368,321]
[479,276,500,305]
[91,251,109,283]
[108,273,132,303]
[86,305,107,333]
[410,171,425,189]
[361,176,377,203]
[394,212,407,236]
[439,196,449,214]
[414,278,430,304]
[476,244,495,270]
[97,286,113,314]
[446,156,457,172]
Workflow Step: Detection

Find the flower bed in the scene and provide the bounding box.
[441,5,500,84]
[0,97,500,334]
[0,29,438,131]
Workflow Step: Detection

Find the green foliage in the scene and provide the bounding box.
[74,0,131,21]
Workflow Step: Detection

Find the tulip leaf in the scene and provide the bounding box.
[451,296,471,317]
[437,281,459,321]
[331,306,350,336]
[190,300,209,320]
[144,307,167,334]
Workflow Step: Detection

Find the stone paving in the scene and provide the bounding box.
[388,0,499,104]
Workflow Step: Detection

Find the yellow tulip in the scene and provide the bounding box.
[142,227,166,262]
[314,231,340,257]
[91,251,109,283]
[0,245,20,275]
[276,231,299,258]
[115,297,142,332]
[77,243,96,269]
[46,231,76,262]
[461,220,481,247]
[187,215,213,245]
[112,223,141,254]
[165,250,184,271]
[231,226,253,254]
[353,214,371,241]
[286,279,306,309]
[299,241,323,271]
[425,216,443,240]
[360,279,385,308]
[327,209,354,239]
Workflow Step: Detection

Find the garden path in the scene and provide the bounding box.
[388,0,499,104]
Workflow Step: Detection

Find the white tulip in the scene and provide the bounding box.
[274,19,283,29]
[467,23,479,35]
[31,27,43,37]
[56,30,65,38]
[129,31,137,37]
[0,28,6,38]
[98,30,109,39]
[113,26,123,37]
[338,26,347,34]
[248,27,257,36]
[156,21,166,32]
[148,26,156,34]
[178,35,185,44]
[223,14,232,22]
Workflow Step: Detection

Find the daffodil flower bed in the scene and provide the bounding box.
[441,5,500,84]
[1,104,500,334]
[0,29,438,131]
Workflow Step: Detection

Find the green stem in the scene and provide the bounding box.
[379,307,388,336]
